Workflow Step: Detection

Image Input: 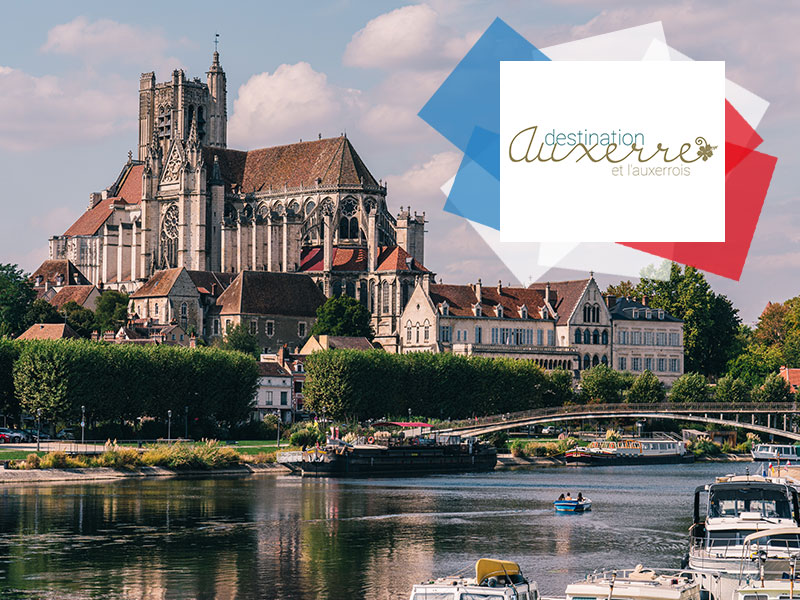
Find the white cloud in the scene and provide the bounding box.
[344,4,478,69]
[228,62,363,149]
[41,16,182,71]
[0,66,134,151]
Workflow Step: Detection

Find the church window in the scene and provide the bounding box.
[401,282,410,310]
[359,281,368,307]
[416,324,420,343]
[602,330,609,345]
[583,330,590,344]
[298,322,307,338]
[592,355,599,367]
[305,201,316,215]
[601,354,608,366]
[180,302,188,330]
[391,281,396,314]
[381,281,390,314]
[583,304,590,322]
[160,204,179,268]
[583,354,591,369]
[406,323,412,342]
[213,319,220,335]
[574,328,582,344]
[197,106,205,140]
[333,280,342,296]
[592,329,599,344]
[157,104,171,140]
[266,321,274,337]
[424,323,430,341]
[345,280,355,297]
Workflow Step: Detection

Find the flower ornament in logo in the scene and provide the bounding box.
[696,137,718,161]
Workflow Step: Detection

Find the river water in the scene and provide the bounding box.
[0,462,757,600]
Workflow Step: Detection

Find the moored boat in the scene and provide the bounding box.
[409,558,536,600]
[752,443,800,462]
[565,436,693,466]
[565,566,701,600]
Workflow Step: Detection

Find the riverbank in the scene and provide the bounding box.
[0,462,290,484]
[496,452,753,468]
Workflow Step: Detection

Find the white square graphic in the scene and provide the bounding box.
[499,61,725,243]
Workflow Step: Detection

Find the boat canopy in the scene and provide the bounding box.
[475,558,521,584]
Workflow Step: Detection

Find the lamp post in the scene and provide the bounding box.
[36,409,41,452]
[81,405,86,446]
[184,406,188,440]
[167,410,172,443]
[276,417,281,449]
[408,407,412,421]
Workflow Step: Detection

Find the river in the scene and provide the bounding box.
[0,462,757,599]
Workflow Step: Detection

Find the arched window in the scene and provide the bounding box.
[583,304,590,322]
[406,322,412,342]
[180,302,188,330]
[415,324,420,344]
[401,281,410,310]
[424,320,430,342]
[574,328,582,344]
[592,329,600,344]
[594,304,601,322]
[381,281,390,314]
[345,280,355,297]
[359,281,368,307]
[601,354,608,366]
[583,330,590,344]
[369,281,375,313]
[391,281,396,314]
[583,354,591,369]
[332,280,342,296]
[592,354,600,367]
[601,330,609,345]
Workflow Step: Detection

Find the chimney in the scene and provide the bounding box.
[44,281,50,292]
[475,278,482,302]
[189,334,197,349]
[211,282,217,296]
[497,280,502,295]
[605,294,617,309]
[642,296,648,306]
[545,282,550,304]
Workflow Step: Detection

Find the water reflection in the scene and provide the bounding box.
[0,463,748,599]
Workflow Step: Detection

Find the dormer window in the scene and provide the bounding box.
[520,305,528,319]
[658,310,664,320]
[539,306,548,319]
[473,303,482,317]
[632,309,639,319]
[34,275,42,286]
[55,274,64,286]
[440,301,449,316]
[496,305,504,318]
[646,309,652,319]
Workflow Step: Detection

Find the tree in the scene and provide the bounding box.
[310,296,374,339]
[25,298,62,326]
[0,264,36,337]
[579,365,632,404]
[753,302,790,346]
[606,280,638,298]
[626,370,665,403]
[714,375,750,403]
[219,323,260,358]
[752,372,794,403]
[726,343,784,387]
[61,301,96,338]
[94,290,129,332]
[669,373,709,403]
[636,264,741,377]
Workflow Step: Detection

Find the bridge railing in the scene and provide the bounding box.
[433,401,799,433]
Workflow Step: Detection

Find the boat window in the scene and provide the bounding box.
[742,595,769,600]
[709,487,792,519]
[412,593,455,600]
[766,533,800,549]
[461,594,511,599]
[707,530,758,546]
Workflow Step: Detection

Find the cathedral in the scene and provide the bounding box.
[48,50,431,351]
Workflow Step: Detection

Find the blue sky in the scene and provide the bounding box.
[1,1,797,322]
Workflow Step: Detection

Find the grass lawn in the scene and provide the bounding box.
[0,450,47,461]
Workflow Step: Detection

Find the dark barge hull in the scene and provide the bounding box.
[565,453,695,466]
[287,446,498,477]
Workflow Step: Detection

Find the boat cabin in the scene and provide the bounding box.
[565,567,700,600]
[409,558,536,600]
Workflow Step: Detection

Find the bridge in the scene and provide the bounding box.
[431,402,800,442]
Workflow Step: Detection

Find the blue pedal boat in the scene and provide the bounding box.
[554,498,592,512]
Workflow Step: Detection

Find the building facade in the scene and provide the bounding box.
[255,361,294,423]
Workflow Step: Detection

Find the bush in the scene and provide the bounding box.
[95,447,141,469]
[290,428,324,448]
[247,451,276,464]
[509,439,528,457]
[24,453,40,469]
[139,441,240,470]
[39,451,68,469]
[689,438,721,457]
[486,431,509,450]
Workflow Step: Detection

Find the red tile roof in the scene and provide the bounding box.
[17,323,80,340]
[204,136,378,193]
[298,245,426,273]
[528,279,590,324]
[130,268,184,298]
[780,366,800,391]
[216,271,326,317]
[31,260,91,287]
[429,283,550,319]
[49,285,96,309]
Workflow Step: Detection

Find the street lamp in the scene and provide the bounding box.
[276,416,281,449]
[167,410,172,443]
[408,407,412,421]
[81,405,86,446]
[36,408,41,452]
[184,405,188,440]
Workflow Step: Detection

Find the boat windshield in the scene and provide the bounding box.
[411,594,455,600]
[707,530,800,548]
[708,487,792,519]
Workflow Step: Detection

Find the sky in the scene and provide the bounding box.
[1,0,797,323]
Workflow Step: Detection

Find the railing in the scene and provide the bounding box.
[433,402,800,433]
[21,439,193,455]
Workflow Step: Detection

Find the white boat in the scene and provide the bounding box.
[565,566,701,600]
[687,475,800,599]
[731,528,800,600]
[752,444,800,462]
[409,558,537,600]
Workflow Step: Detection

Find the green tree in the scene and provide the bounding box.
[753,302,789,347]
[61,301,96,338]
[726,343,784,387]
[752,372,794,403]
[606,280,638,298]
[25,298,62,326]
[637,263,741,377]
[310,296,373,339]
[0,264,36,337]
[219,323,260,358]
[714,375,750,403]
[0,339,20,420]
[669,372,709,403]
[94,290,129,332]
[579,365,631,404]
[626,370,666,403]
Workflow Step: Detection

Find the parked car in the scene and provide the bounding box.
[0,428,24,443]
[541,426,557,435]
[56,429,75,440]
[0,432,9,444]
[24,429,51,442]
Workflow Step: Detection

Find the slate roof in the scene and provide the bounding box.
[216,271,326,317]
[17,323,80,340]
[186,271,236,296]
[529,279,590,325]
[203,135,378,193]
[429,283,551,320]
[608,297,682,322]
[258,361,291,377]
[63,164,144,237]
[31,260,91,287]
[318,336,373,350]
[49,285,96,309]
[298,245,427,273]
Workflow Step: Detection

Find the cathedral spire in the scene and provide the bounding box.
[206,37,227,149]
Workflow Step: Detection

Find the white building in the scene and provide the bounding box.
[255,361,293,423]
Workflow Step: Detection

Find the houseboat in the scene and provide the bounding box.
[565,436,693,466]
[409,558,536,600]
[752,444,800,462]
